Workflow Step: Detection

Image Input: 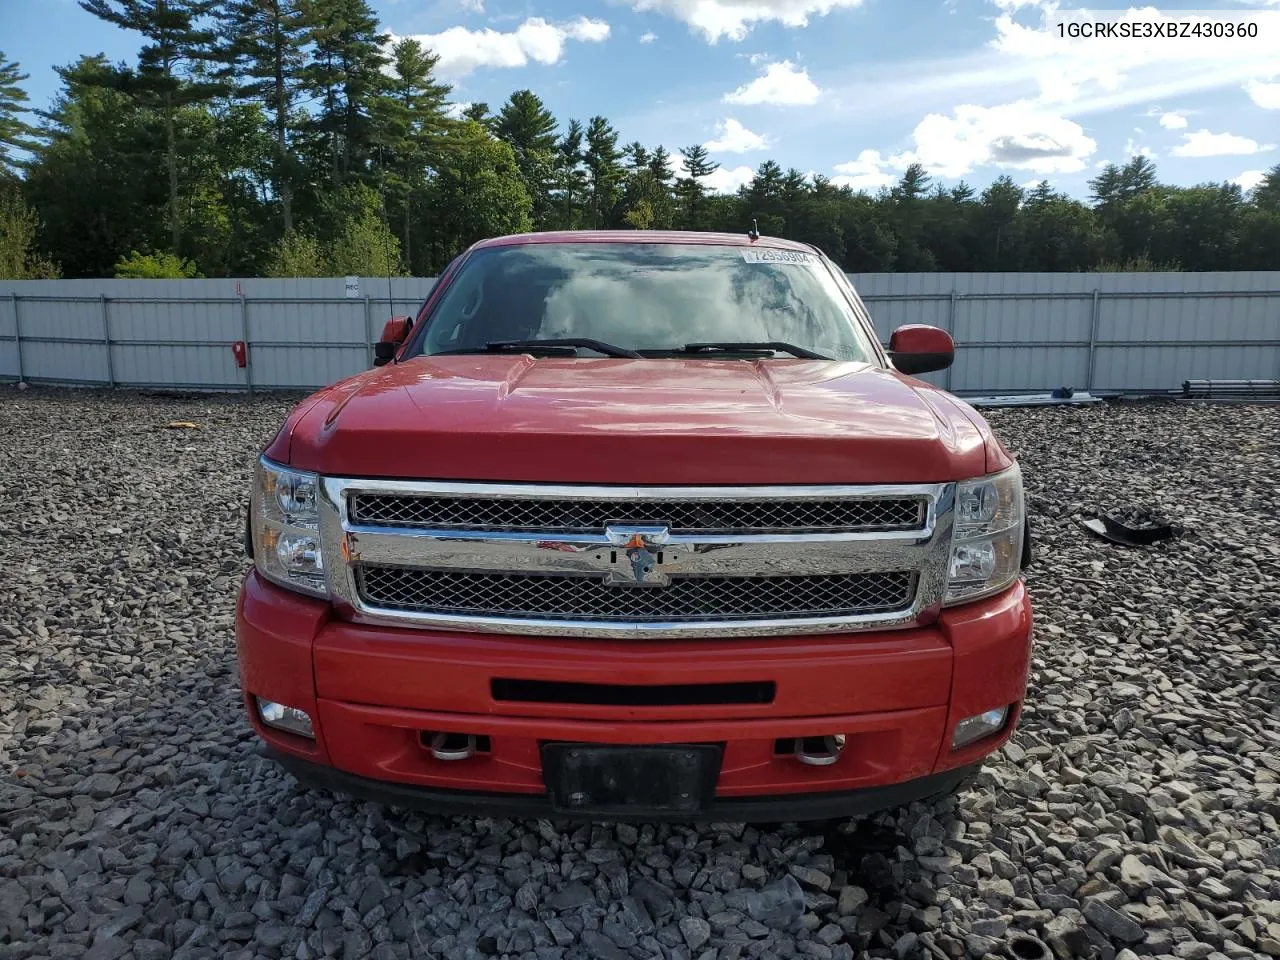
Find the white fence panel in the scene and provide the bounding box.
[1,272,1276,394]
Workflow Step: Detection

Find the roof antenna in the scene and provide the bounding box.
[378,145,395,329]
[747,218,760,241]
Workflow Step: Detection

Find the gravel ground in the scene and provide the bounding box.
[1,387,1278,960]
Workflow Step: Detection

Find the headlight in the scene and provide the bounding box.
[944,463,1024,605]
[252,457,328,598]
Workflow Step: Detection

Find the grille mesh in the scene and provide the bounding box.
[357,567,916,622]
[349,493,925,534]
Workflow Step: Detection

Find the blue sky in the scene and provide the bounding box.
[6,0,1280,198]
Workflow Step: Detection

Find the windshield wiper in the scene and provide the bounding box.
[486,338,643,358]
[676,341,830,360]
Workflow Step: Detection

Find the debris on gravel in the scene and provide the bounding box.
[1,389,1277,960]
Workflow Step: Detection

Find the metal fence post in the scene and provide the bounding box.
[364,294,373,367]
[10,294,23,384]
[100,294,115,387]
[1086,288,1101,392]
[240,290,253,395]
[945,289,957,391]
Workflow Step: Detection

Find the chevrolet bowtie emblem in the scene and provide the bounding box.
[603,524,671,587]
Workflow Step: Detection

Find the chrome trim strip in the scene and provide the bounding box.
[320,478,955,639]
[334,478,942,502]
[344,529,935,578]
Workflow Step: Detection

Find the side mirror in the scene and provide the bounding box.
[888,324,954,375]
[374,316,412,367]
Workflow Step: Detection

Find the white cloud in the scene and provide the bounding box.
[1233,169,1266,191]
[705,118,769,153]
[631,0,866,43]
[639,30,657,43]
[405,17,610,79]
[461,0,483,11]
[724,60,820,105]
[704,164,757,193]
[1171,129,1275,157]
[989,7,1280,110]
[1247,79,1280,108]
[444,101,472,119]
[1158,111,1188,130]
[895,101,1097,177]
[826,101,1096,184]
[565,17,611,41]
[677,156,755,193]
[831,150,897,191]
[1125,138,1155,159]
[703,165,756,193]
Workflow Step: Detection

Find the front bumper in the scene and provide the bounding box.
[236,570,1032,820]
[268,748,979,822]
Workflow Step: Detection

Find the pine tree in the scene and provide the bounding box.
[623,141,648,171]
[0,52,37,178]
[377,37,451,268]
[553,118,586,229]
[79,0,226,252]
[619,142,675,231]
[462,102,491,128]
[675,143,718,229]
[494,90,559,228]
[301,0,389,186]
[1253,164,1280,211]
[977,175,1022,268]
[742,160,787,236]
[646,145,675,228]
[648,145,674,184]
[892,163,931,202]
[584,115,623,228]
[1089,155,1158,207]
[220,0,311,232]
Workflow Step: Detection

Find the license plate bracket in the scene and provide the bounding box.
[542,743,722,815]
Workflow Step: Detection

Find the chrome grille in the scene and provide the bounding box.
[349,492,925,533]
[321,477,953,638]
[357,567,916,622]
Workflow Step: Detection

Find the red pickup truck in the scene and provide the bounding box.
[237,230,1032,820]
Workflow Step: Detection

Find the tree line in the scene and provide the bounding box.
[1,0,1279,279]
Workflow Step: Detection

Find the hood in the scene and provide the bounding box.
[282,356,993,484]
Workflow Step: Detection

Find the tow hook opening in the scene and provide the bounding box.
[775,735,847,766]
[421,732,490,761]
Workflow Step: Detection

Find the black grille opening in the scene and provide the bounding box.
[357,567,916,622]
[493,679,776,707]
[349,493,925,534]
[774,736,836,755]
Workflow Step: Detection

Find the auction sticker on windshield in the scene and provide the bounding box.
[742,250,814,264]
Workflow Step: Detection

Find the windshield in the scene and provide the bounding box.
[412,242,877,362]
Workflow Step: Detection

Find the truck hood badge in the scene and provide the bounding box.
[604,524,671,587]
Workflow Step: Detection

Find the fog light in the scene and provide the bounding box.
[256,698,314,739]
[951,706,1008,749]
